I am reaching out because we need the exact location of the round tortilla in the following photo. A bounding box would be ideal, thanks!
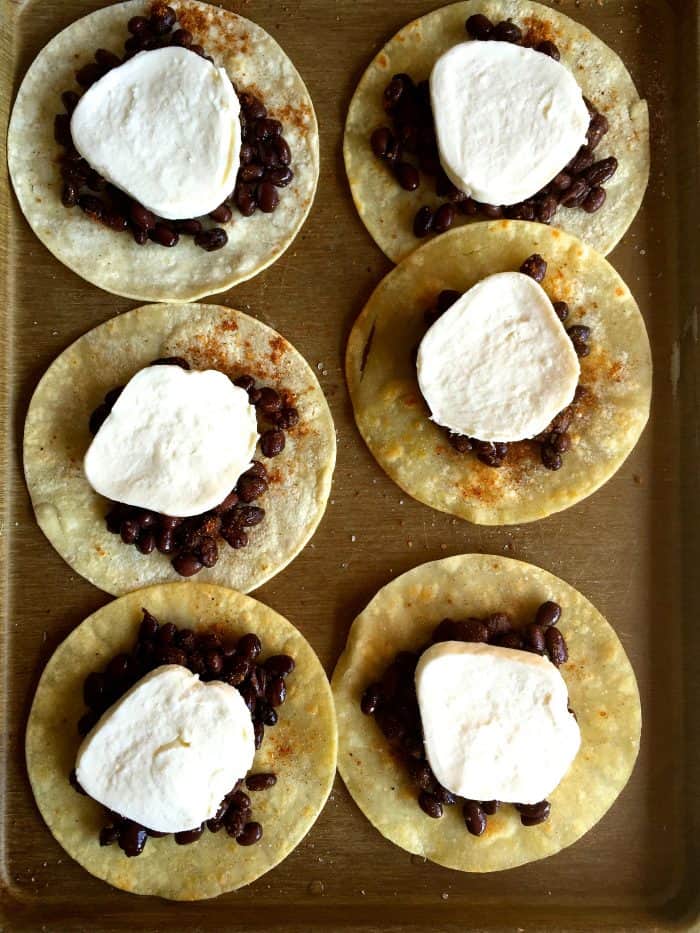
[332,554,641,873]
[26,582,337,899]
[344,0,649,263]
[24,303,336,595]
[346,220,651,525]
[8,0,319,302]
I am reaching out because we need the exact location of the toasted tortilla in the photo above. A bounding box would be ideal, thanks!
[26,582,337,899]
[346,220,651,525]
[344,0,649,262]
[24,303,336,595]
[332,554,641,872]
[8,0,319,302]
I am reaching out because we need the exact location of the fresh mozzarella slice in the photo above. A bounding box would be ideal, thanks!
[416,272,580,442]
[71,47,241,219]
[415,641,580,804]
[84,365,259,517]
[76,665,256,833]
[430,41,590,205]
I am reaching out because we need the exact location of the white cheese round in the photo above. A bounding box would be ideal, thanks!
[415,641,580,804]
[430,41,590,206]
[75,665,256,833]
[416,272,580,442]
[70,47,241,220]
[84,365,259,517]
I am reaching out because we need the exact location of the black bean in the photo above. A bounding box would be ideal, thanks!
[240,93,267,120]
[99,825,120,846]
[237,822,263,846]
[536,40,560,60]
[171,28,193,47]
[257,181,279,213]
[215,489,239,514]
[61,90,81,114]
[550,407,574,434]
[586,112,609,151]
[134,530,155,555]
[132,228,148,245]
[259,701,278,726]
[582,186,606,213]
[248,665,267,699]
[567,324,591,357]
[395,161,420,191]
[517,800,551,826]
[504,201,534,221]
[240,163,264,184]
[550,431,571,454]
[474,440,507,467]
[540,444,562,471]
[175,218,202,236]
[194,227,228,251]
[586,156,617,187]
[61,183,78,208]
[494,20,522,42]
[225,657,249,687]
[139,611,159,640]
[118,822,148,857]
[120,519,139,544]
[545,627,568,665]
[83,671,106,708]
[370,127,394,159]
[550,172,572,192]
[274,406,299,430]
[267,676,286,707]
[54,113,72,147]
[495,631,522,650]
[519,253,547,282]
[383,76,407,110]
[465,13,494,39]
[360,682,381,715]
[207,203,232,224]
[127,15,150,35]
[255,386,282,415]
[150,5,176,34]
[459,197,479,216]
[524,622,547,653]
[149,223,178,247]
[75,62,104,88]
[77,710,99,735]
[88,403,110,436]
[235,505,265,527]
[535,601,561,628]
[253,721,264,749]
[260,429,285,457]
[485,612,512,639]
[174,825,204,845]
[172,553,203,576]
[156,622,177,646]
[552,300,569,322]
[247,460,268,480]
[267,165,294,188]
[448,433,472,453]
[481,800,500,815]
[418,791,443,819]
[413,206,434,237]
[103,211,128,232]
[95,48,121,69]
[235,184,257,216]
[264,656,295,679]
[236,633,261,661]
[568,146,594,177]
[433,203,455,234]
[559,178,589,209]
[451,619,489,643]
[175,628,196,651]
[78,194,103,220]
[463,800,487,836]
[536,195,558,224]
[246,773,277,791]
[480,203,503,219]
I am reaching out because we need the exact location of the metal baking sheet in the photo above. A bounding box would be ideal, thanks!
[1,0,698,928]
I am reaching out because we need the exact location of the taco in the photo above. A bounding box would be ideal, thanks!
[344,0,649,262]
[26,582,337,899]
[24,302,336,594]
[8,0,319,302]
[332,554,641,872]
[346,220,651,525]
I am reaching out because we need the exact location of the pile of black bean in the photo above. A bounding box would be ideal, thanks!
[422,254,591,471]
[370,14,616,240]
[70,608,294,856]
[88,356,299,576]
[360,600,570,836]
[55,5,293,251]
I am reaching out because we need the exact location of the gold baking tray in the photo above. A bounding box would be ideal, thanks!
[1,0,698,928]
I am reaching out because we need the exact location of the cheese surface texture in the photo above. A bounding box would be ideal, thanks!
[71,47,241,219]
[430,41,589,206]
[415,641,580,804]
[416,272,580,442]
[75,665,256,833]
[84,365,259,517]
